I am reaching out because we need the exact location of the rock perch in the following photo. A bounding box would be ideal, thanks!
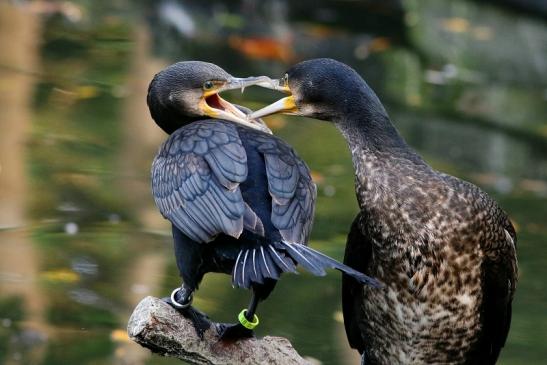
[127,296,310,365]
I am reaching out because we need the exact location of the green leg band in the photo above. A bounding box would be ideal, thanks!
[238,309,259,330]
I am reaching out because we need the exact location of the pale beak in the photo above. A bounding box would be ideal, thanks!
[245,78,298,120]
[221,76,276,93]
[247,95,298,120]
[200,76,276,133]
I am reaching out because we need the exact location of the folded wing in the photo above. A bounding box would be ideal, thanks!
[240,128,317,246]
[151,121,248,242]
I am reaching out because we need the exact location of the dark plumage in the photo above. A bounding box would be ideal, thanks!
[147,61,379,340]
[249,58,518,364]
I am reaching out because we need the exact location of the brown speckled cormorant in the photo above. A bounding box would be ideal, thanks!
[248,58,518,364]
[147,61,379,340]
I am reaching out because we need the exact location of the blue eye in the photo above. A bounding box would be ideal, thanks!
[203,81,214,90]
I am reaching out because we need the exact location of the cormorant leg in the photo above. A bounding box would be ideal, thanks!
[245,291,259,319]
[163,283,194,307]
[162,283,211,339]
[217,290,260,341]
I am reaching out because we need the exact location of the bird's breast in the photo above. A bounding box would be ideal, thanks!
[362,243,484,364]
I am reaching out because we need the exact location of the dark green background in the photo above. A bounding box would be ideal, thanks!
[0,0,545,364]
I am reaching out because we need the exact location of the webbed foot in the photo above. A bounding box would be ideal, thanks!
[216,322,254,341]
[216,308,259,341]
[161,288,211,339]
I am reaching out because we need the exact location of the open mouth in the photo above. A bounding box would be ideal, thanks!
[198,75,277,133]
[205,93,226,111]
[203,92,247,120]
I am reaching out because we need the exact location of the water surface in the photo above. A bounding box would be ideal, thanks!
[0,1,546,364]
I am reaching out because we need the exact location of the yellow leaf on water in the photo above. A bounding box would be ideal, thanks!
[440,18,470,33]
[76,85,99,99]
[111,329,131,343]
[41,269,80,283]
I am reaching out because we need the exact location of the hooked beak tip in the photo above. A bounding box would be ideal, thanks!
[224,75,277,92]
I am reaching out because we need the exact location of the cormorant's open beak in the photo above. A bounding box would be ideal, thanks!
[199,76,275,132]
[246,78,298,120]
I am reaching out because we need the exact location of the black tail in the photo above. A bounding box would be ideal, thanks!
[279,242,382,288]
[232,241,381,289]
[232,244,297,289]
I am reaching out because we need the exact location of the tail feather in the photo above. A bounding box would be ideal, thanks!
[284,242,381,288]
[232,241,381,289]
[277,241,326,276]
[268,245,297,274]
[233,243,290,288]
[259,246,279,280]
[241,250,251,288]
[247,249,261,285]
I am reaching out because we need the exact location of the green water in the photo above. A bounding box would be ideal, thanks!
[0,1,546,364]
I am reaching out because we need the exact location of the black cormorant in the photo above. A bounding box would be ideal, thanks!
[248,58,518,364]
[147,61,379,340]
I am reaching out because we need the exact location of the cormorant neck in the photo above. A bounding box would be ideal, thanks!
[332,99,420,164]
[330,88,432,214]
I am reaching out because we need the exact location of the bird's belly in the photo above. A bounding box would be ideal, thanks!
[361,261,483,364]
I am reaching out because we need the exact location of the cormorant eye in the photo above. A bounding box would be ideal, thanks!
[203,81,214,90]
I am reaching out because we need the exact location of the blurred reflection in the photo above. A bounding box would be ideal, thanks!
[113,26,166,365]
[0,3,47,365]
[118,26,166,231]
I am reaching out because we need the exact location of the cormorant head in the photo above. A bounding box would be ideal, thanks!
[147,61,272,134]
[247,58,387,123]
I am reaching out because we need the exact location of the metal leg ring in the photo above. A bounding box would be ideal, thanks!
[170,287,193,309]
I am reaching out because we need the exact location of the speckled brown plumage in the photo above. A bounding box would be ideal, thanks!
[342,143,517,364]
[249,58,518,365]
